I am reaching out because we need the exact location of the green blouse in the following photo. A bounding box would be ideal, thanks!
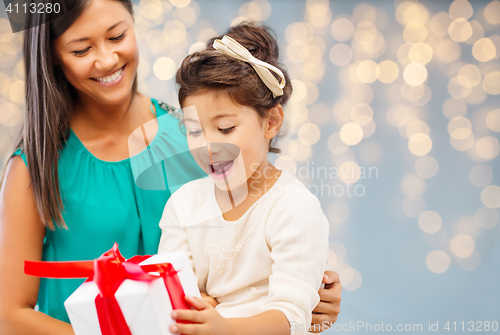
[12,98,205,323]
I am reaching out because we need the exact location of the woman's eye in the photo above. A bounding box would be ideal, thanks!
[219,126,235,134]
[73,47,90,56]
[188,130,203,136]
[71,33,124,56]
[110,32,126,41]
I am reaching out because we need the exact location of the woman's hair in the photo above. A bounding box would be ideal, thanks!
[0,0,136,230]
[176,22,292,153]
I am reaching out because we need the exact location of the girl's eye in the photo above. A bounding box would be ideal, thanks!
[219,126,235,134]
[188,130,203,136]
[110,32,126,41]
[73,47,90,56]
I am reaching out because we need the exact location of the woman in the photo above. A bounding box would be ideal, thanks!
[0,0,341,334]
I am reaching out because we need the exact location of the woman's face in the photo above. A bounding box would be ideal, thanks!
[53,0,138,106]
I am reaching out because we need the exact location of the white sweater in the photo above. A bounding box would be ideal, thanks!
[158,170,329,335]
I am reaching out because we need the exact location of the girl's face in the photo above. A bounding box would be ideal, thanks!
[183,91,280,192]
[53,0,138,106]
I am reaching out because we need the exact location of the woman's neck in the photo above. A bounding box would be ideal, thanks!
[71,90,145,136]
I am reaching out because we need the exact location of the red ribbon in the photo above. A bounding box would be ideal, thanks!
[25,243,191,335]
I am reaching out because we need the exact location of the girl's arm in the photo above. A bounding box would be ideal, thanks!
[0,157,74,335]
[158,190,193,267]
[159,185,223,307]
[171,295,290,335]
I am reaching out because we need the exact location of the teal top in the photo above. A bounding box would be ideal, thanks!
[12,98,205,323]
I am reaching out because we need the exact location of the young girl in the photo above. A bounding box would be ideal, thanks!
[158,23,330,335]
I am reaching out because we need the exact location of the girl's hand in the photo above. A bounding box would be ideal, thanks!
[170,295,231,335]
[310,271,342,333]
[200,292,219,308]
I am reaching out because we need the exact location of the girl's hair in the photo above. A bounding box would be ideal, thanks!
[0,0,136,230]
[176,22,292,153]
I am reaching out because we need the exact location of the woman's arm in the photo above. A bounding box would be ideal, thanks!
[0,157,74,335]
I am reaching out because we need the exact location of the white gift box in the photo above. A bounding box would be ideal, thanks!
[64,251,201,335]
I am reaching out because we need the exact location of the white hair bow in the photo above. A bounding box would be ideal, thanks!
[213,35,286,98]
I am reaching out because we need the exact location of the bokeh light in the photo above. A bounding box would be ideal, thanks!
[408,133,432,156]
[457,64,481,88]
[298,122,321,145]
[338,161,361,184]
[153,57,177,80]
[396,1,429,26]
[482,71,500,95]
[329,43,352,67]
[449,0,473,20]
[469,165,493,187]
[401,173,426,195]
[486,109,500,132]
[408,42,433,65]
[376,60,399,83]
[450,234,475,258]
[331,17,354,41]
[403,63,428,86]
[356,60,378,83]
[426,250,451,274]
[472,38,496,62]
[415,156,439,179]
[484,0,500,24]
[475,206,498,229]
[448,116,472,139]
[418,210,442,234]
[387,104,411,127]
[475,136,500,159]
[457,250,481,271]
[480,185,500,209]
[340,122,364,146]
[450,132,475,151]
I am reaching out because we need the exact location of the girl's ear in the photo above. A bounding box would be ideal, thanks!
[264,105,284,140]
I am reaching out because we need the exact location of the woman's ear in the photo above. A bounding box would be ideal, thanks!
[264,104,284,140]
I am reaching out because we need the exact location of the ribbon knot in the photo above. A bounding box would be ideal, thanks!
[213,35,286,98]
[24,243,190,335]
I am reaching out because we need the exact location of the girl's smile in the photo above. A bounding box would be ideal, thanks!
[207,160,235,180]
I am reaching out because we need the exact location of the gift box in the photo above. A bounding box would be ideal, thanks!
[25,244,201,335]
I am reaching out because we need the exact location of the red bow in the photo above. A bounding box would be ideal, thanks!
[25,243,190,335]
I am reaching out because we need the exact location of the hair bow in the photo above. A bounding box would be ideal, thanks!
[213,35,286,98]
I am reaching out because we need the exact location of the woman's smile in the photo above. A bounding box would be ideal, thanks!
[91,64,126,87]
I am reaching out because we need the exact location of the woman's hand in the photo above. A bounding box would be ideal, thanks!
[200,292,219,308]
[170,295,230,335]
[310,271,342,333]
